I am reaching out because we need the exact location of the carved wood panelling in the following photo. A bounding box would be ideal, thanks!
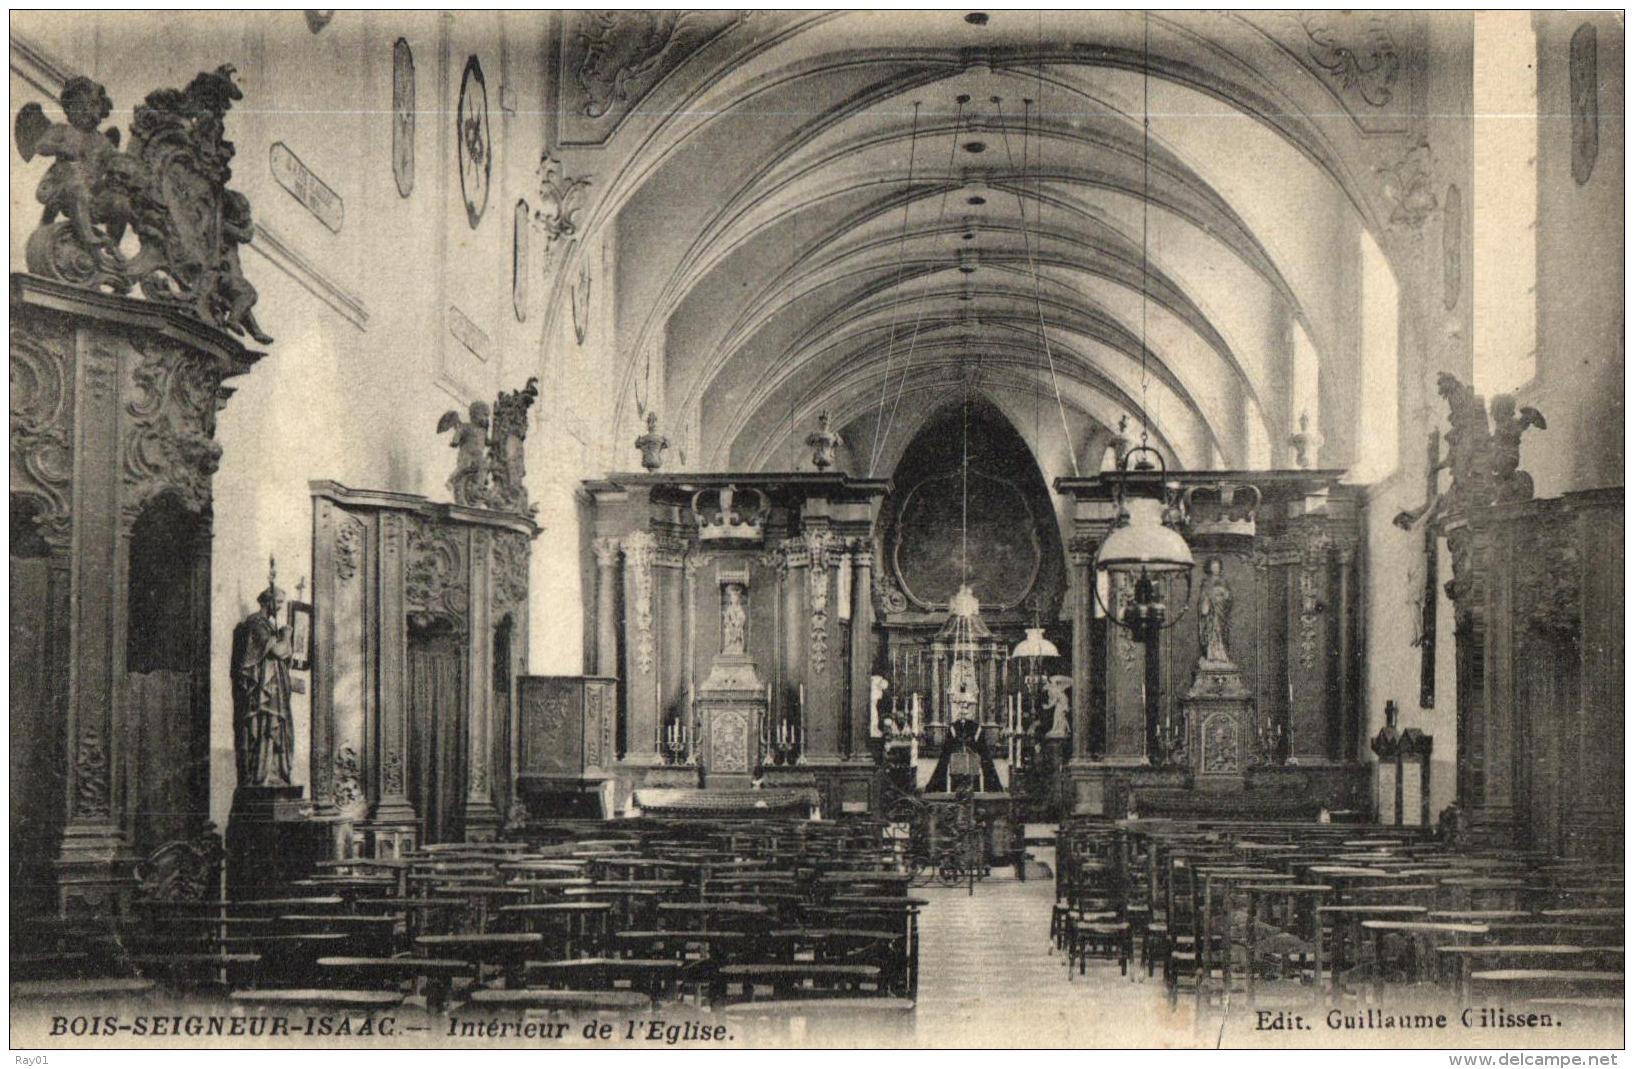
[9,315,75,546]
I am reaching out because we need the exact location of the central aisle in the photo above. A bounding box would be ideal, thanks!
[911,876,1201,1047]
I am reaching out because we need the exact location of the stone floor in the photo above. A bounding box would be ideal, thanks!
[909,873,1204,1048]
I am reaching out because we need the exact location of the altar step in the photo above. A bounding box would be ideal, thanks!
[1130,788,1326,821]
[632,787,819,819]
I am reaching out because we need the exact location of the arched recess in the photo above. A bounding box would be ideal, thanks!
[873,391,1069,630]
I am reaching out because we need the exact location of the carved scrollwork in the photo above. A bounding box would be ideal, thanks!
[803,528,837,674]
[406,516,469,632]
[381,749,405,797]
[122,338,226,517]
[332,745,363,810]
[75,727,111,818]
[1377,141,1439,230]
[15,67,272,342]
[1295,12,1402,108]
[334,518,362,581]
[572,10,705,119]
[134,831,224,901]
[491,529,531,614]
[1297,525,1333,671]
[622,530,656,674]
[9,318,76,547]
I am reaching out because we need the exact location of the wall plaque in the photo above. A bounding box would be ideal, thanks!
[1442,182,1461,311]
[392,38,415,198]
[448,304,491,362]
[270,142,343,233]
[1570,23,1598,185]
[457,55,491,228]
[512,199,529,323]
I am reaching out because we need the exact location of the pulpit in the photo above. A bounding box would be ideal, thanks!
[11,276,265,916]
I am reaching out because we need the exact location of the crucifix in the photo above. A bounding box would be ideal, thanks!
[1397,430,1441,708]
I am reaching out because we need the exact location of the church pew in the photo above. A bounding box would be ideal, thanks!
[315,956,476,1011]
[277,913,401,958]
[1361,920,1488,998]
[1317,904,1430,996]
[229,988,405,1012]
[461,988,651,1014]
[496,902,612,959]
[415,932,543,988]
[1468,969,1623,1001]
[522,957,690,1001]
[1434,945,1590,1000]
[715,961,881,1003]
[129,952,262,993]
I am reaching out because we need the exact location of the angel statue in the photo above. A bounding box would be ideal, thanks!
[1043,675,1073,738]
[437,401,491,506]
[1489,394,1547,504]
[15,75,121,250]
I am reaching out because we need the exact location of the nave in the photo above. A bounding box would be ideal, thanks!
[11,814,1623,1049]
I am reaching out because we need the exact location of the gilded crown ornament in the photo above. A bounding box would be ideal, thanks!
[689,484,767,544]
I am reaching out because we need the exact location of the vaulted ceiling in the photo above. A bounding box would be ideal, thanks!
[562,11,1423,484]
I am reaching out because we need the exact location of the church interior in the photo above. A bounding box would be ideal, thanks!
[8,10,1625,1049]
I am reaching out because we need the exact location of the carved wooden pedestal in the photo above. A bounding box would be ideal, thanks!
[1182,664,1253,790]
[10,276,264,917]
[226,785,327,899]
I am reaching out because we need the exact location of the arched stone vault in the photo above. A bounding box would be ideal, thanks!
[546,12,1425,478]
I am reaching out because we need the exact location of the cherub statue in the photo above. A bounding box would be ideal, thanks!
[1043,675,1073,738]
[437,401,491,506]
[1488,394,1546,503]
[215,189,274,345]
[15,76,121,249]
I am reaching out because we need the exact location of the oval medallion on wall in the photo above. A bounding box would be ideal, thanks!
[457,55,491,229]
[392,38,415,198]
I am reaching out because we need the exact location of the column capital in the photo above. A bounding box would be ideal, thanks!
[592,535,621,567]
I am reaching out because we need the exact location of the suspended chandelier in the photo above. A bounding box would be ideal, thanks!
[1092,14,1194,638]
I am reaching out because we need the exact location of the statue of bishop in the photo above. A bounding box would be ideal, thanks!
[231,559,295,787]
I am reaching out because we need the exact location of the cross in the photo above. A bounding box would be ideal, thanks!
[1401,430,1440,708]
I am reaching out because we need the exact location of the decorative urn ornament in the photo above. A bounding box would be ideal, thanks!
[635,411,669,472]
[805,410,842,471]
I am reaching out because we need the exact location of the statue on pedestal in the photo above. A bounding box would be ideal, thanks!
[721,582,748,656]
[1197,556,1233,667]
[230,559,294,787]
[1043,675,1073,738]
